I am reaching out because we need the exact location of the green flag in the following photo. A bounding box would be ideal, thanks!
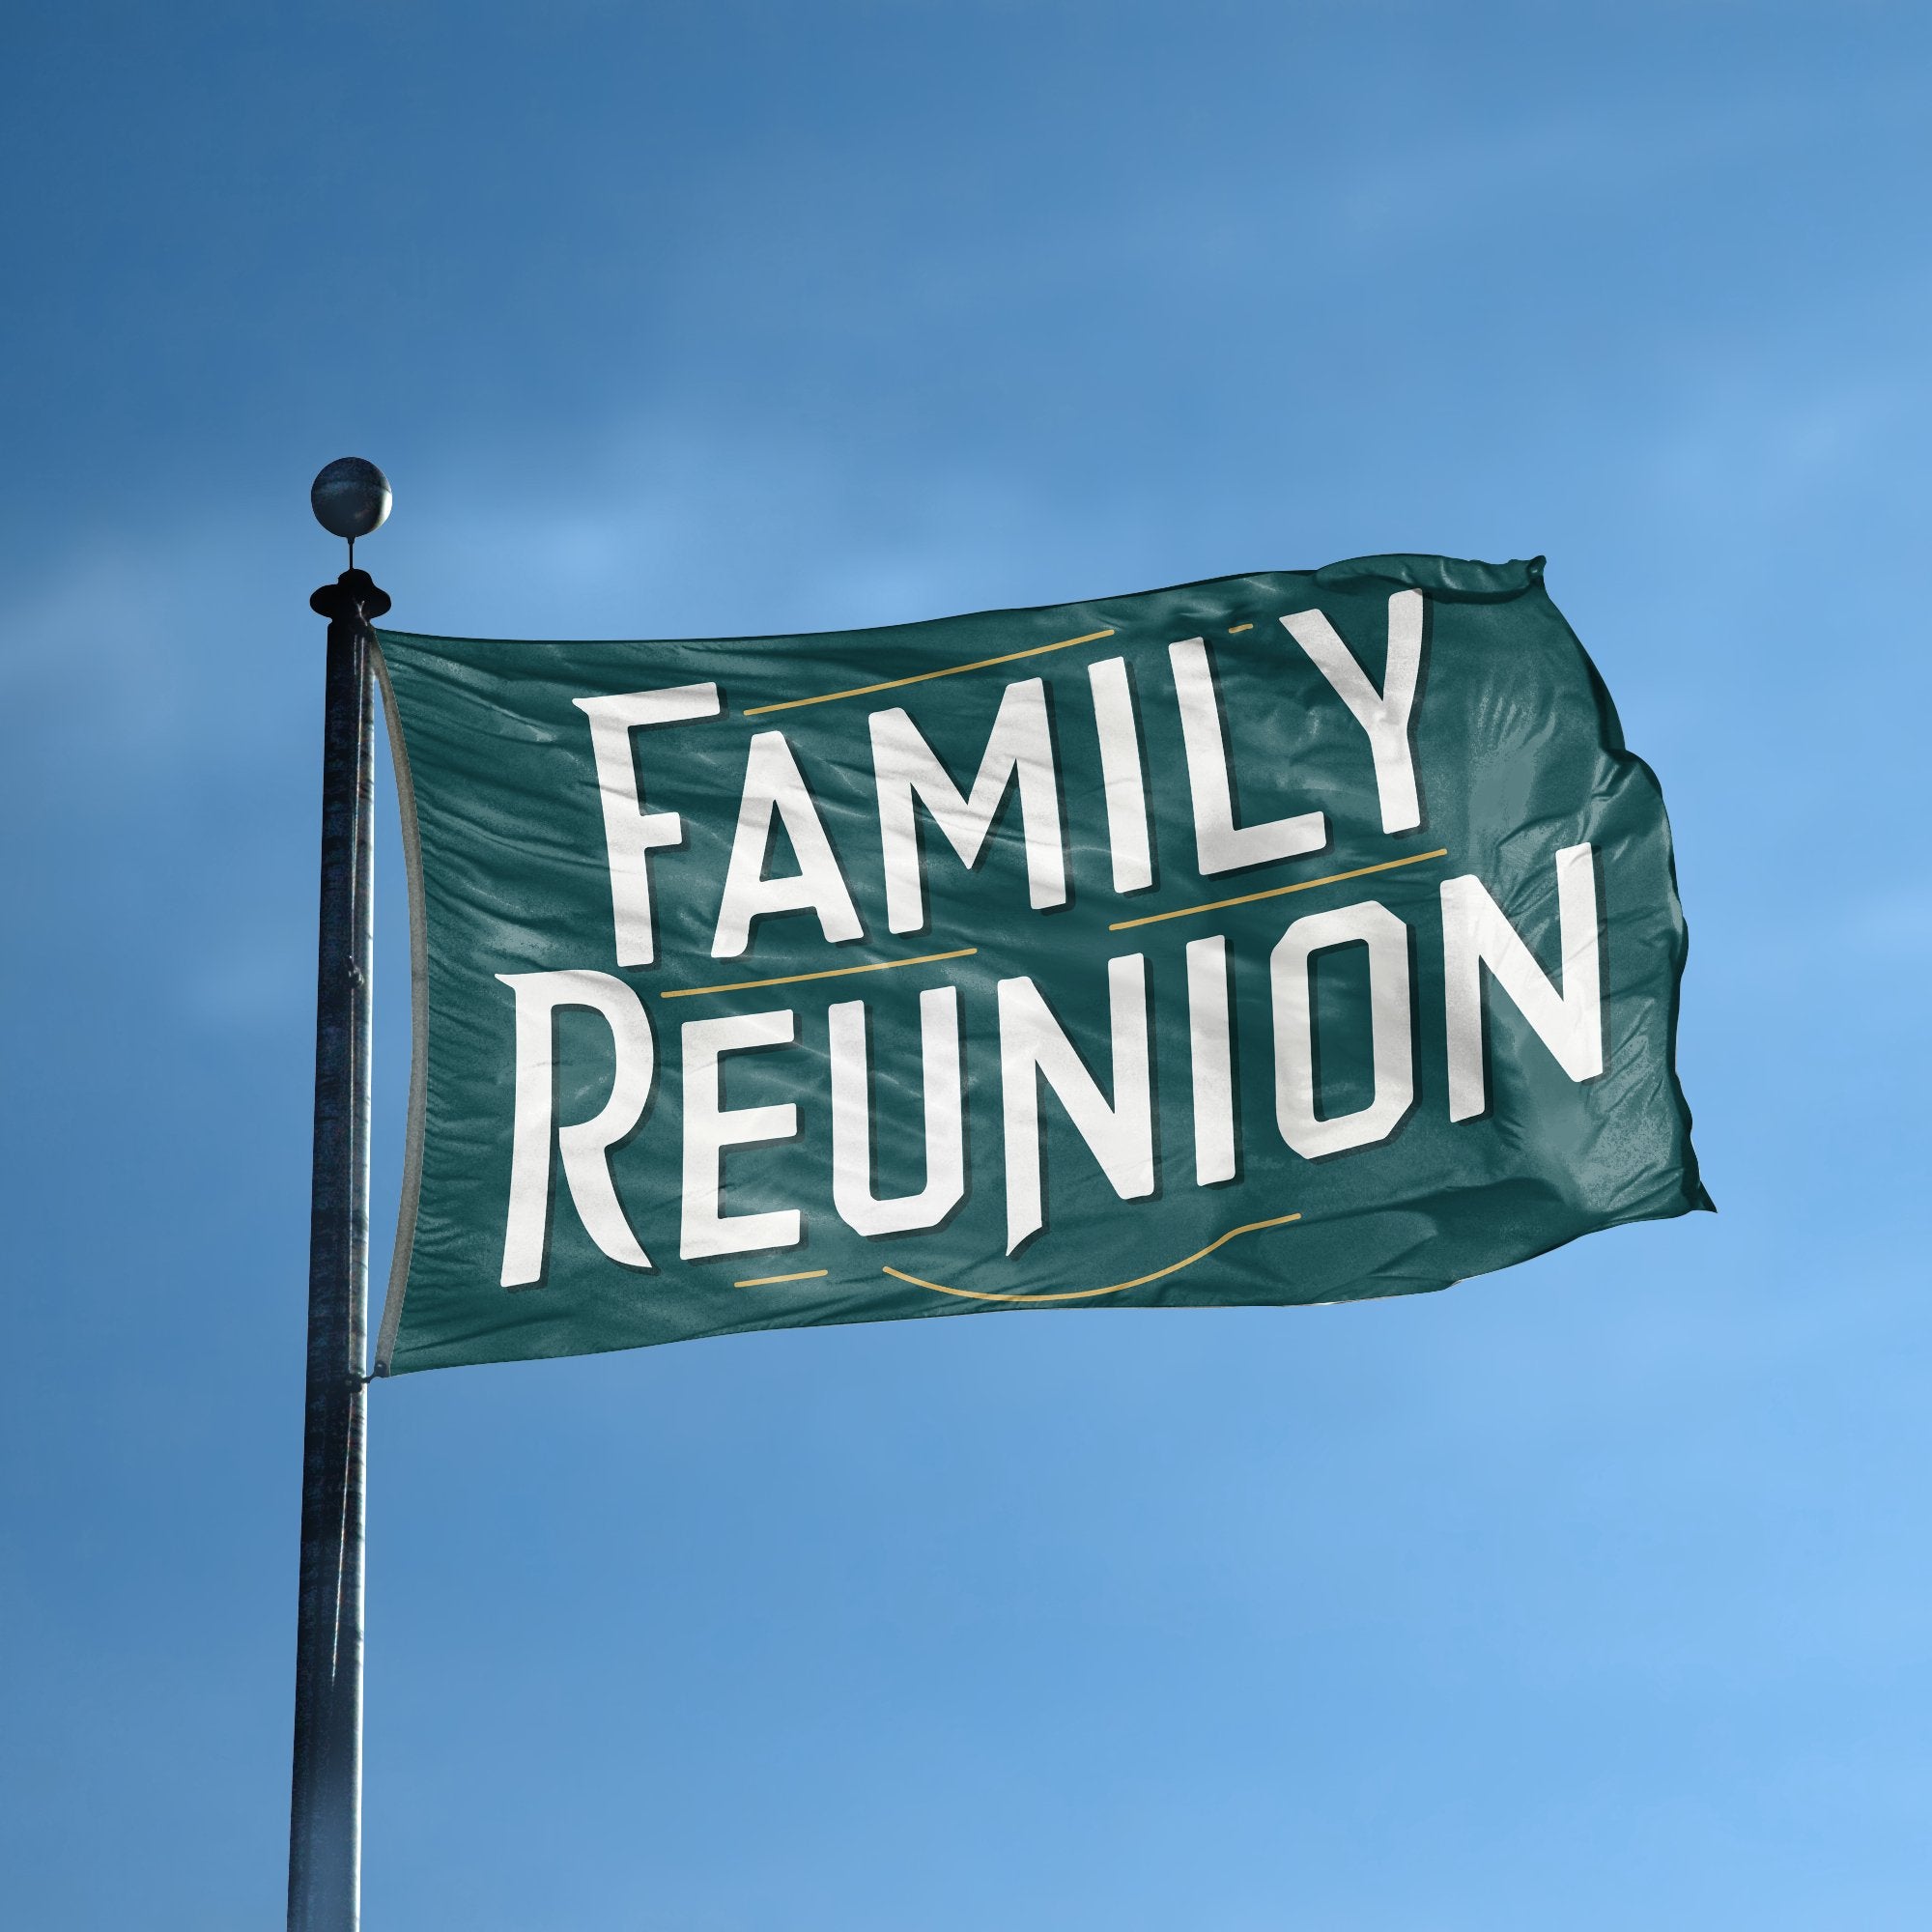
[371,554,1707,1376]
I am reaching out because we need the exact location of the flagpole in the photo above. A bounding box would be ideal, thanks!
[290,462,391,1932]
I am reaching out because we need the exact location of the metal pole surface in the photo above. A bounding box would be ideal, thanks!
[289,567,387,1932]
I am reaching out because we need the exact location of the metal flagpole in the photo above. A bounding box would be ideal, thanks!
[290,460,392,1932]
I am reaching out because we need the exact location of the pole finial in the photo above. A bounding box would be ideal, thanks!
[310,458,392,567]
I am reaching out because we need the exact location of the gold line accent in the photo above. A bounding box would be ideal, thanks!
[1109,849,1449,931]
[1228,622,1254,633]
[882,1211,1301,1304]
[660,947,977,1000]
[734,1268,829,1288]
[743,630,1116,715]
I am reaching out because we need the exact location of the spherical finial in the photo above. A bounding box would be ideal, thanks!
[310,457,392,542]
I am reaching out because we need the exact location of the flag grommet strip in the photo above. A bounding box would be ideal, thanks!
[370,639,430,1379]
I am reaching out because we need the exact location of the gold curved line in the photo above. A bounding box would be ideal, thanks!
[881,1211,1301,1303]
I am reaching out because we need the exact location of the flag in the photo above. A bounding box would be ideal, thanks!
[371,554,1706,1375]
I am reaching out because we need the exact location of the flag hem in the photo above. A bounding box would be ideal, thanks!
[370,639,430,1378]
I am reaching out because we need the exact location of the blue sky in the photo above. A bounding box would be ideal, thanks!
[3,3,1929,1926]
